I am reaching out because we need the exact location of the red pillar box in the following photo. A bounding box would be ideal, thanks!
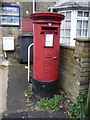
[30,12,64,98]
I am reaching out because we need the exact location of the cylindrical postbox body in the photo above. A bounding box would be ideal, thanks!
[30,12,64,98]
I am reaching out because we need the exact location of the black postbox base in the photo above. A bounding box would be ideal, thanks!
[31,78,59,98]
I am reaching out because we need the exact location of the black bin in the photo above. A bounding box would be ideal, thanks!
[19,34,33,63]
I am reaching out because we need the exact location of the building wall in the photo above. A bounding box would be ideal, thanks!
[59,39,90,101]
[36,2,55,12]
[1,2,55,62]
[58,0,90,4]
[1,2,21,61]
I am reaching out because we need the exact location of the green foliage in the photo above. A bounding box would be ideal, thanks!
[69,91,88,118]
[37,95,62,112]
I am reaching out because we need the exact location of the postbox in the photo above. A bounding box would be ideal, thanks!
[30,12,64,98]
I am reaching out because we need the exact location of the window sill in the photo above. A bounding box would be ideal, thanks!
[74,37,90,42]
[60,43,75,50]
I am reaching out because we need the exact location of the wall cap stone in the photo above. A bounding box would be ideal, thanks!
[60,43,75,50]
[74,37,90,42]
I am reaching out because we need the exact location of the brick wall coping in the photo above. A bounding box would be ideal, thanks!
[74,37,90,42]
[60,43,75,50]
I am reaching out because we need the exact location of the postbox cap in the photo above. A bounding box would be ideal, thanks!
[30,12,65,22]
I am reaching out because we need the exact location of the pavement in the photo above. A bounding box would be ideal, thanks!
[0,55,8,120]
[1,58,68,119]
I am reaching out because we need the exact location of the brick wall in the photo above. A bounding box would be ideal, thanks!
[36,2,54,12]
[2,26,21,61]
[1,2,55,62]
[1,2,21,62]
[1,2,33,62]
[59,38,90,101]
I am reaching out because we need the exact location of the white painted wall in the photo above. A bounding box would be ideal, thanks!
[70,10,76,46]
[88,11,90,38]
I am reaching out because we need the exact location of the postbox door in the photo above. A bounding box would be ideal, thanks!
[42,32,59,81]
[33,24,60,82]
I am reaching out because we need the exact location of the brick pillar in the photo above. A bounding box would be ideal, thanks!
[74,38,90,93]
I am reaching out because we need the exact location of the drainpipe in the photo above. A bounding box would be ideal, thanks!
[50,7,53,12]
[33,0,35,13]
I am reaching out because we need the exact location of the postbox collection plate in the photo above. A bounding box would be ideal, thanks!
[45,33,53,47]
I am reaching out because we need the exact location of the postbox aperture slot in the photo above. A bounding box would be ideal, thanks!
[45,33,54,47]
[42,26,58,31]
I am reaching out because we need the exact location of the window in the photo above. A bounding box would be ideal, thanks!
[77,11,89,17]
[59,11,71,45]
[76,20,88,37]
[76,11,89,37]
[59,10,89,46]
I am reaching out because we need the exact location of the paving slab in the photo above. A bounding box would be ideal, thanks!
[0,59,8,114]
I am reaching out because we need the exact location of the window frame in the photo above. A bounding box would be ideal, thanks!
[58,10,72,45]
[76,10,89,38]
[58,10,89,46]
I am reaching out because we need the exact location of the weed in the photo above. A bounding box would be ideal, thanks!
[69,91,88,118]
[37,95,62,112]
